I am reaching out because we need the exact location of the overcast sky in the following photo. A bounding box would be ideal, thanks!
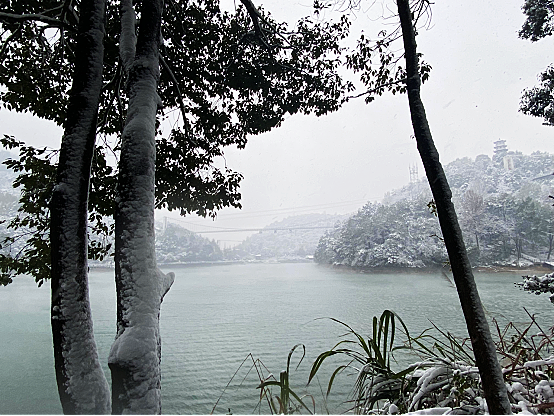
[1,0,553,245]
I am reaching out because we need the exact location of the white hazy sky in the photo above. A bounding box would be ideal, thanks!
[1,0,553,245]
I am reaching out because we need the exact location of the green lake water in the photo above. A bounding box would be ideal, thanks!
[0,263,548,414]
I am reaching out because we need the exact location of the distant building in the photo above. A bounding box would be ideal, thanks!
[503,155,514,170]
[493,139,508,161]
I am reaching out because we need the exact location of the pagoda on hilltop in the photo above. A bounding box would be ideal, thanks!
[493,139,514,170]
[493,139,508,159]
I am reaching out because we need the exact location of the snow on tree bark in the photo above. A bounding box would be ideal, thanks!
[109,0,174,413]
[119,0,136,78]
[395,0,511,413]
[50,0,111,413]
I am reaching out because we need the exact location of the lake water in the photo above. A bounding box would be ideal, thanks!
[0,262,550,414]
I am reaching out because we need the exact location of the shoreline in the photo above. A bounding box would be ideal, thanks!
[319,263,554,275]
[89,260,554,274]
[473,265,554,274]
[89,258,316,270]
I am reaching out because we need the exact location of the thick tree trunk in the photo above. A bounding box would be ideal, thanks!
[396,0,511,413]
[109,0,174,413]
[50,0,111,413]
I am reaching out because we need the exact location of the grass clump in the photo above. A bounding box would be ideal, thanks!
[309,310,554,415]
[218,309,554,414]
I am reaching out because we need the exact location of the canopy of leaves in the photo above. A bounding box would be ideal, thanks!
[0,0,352,214]
[520,65,554,126]
[519,0,554,125]
[335,0,432,104]
[519,0,554,41]
[0,0,353,284]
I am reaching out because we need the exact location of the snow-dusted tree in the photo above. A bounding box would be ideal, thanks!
[545,216,554,260]
[316,0,511,411]
[108,0,175,412]
[316,152,554,269]
[0,0,351,413]
[396,2,510,411]
[49,0,111,412]
[460,188,485,252]
[512,196,550,263]
[519,0,554,125]
[50,0,174,411]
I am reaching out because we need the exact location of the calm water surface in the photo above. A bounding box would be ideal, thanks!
[0,263,549,414]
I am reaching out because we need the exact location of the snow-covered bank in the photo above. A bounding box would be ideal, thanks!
[90,257,317,270]
[317,262,553,275]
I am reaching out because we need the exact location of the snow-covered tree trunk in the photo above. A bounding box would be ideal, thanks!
[50,0,111,413]
[515,236,523,266]
[396,0,511,413]
[109,0,174,413]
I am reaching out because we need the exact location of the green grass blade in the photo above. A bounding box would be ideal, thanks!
[326,364,349,396]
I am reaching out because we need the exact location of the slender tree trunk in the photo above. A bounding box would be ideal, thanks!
[515,237,523,266]
[50,0,111,413]
[396,0,511,413]
[109,0,174,413]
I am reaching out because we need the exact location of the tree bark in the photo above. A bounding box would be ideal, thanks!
[109,0,174,413]
[50,0,111,413]
[515,236,523,266]
[395,0,511,413]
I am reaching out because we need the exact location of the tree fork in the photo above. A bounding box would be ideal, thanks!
[50,0,111,413]
[396,0,511,413]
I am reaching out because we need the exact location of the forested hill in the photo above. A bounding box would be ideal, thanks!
[315,151,554,269]
[226,213,349,261]
[87,221,223,266]
[155,222,222,263]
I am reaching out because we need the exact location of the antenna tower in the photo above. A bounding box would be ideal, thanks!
[409,164,419,184]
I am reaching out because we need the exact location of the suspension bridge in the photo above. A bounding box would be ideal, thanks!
[158,199,364,237]
[161,216,338,234]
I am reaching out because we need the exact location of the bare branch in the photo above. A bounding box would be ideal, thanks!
[60,0,79,25]
[0,12,75,31]
[115,73,125,132]
[346,77,407,100]
[159,54,196,143]
[238,0,274,50]
[159,269,175,302]
[0,23,22,61]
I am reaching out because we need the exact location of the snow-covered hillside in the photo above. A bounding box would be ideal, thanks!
[316,151,554,269]
[155,222,222,263]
